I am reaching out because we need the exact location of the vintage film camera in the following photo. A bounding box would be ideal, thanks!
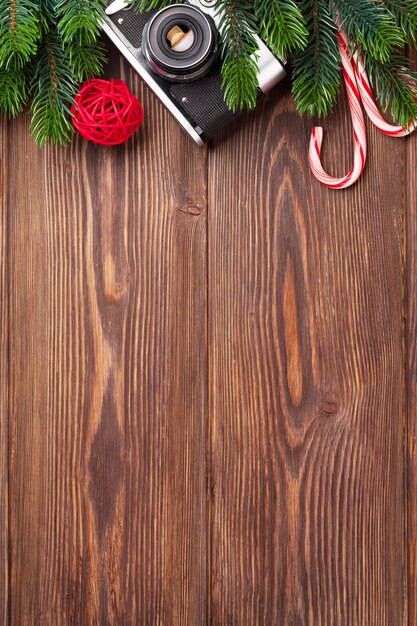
[103,0,286,145]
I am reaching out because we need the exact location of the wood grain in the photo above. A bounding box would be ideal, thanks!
[3,51,413,624]
[0,112,9,626]
[7,55,208,625]
[208,88,406,624]
[405,65,417,625]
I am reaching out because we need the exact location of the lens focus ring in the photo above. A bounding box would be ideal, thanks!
[142,4,218,82]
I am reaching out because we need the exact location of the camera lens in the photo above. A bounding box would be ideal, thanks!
[142,4,218,82]
[166,25,196,52]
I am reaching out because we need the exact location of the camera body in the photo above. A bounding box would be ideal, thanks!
[103,0,286,145]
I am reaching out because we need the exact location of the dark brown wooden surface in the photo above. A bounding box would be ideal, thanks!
[208,95,405,625]
[1,52,416,625]
[6,58,208,625]
[1,116,9,626]
[406,51,417,626]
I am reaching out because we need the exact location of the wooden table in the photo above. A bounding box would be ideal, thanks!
[1,51,416,625]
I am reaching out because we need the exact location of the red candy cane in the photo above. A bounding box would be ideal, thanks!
[352,51,416,137]
[309,33,367,189]
[309,30,416,188]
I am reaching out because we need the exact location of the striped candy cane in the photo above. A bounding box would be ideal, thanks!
[309,30,416,188]
[351,50,416,137]
[308,32,367,189]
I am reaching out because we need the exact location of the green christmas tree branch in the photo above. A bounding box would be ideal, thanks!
[215,0,260,111]
[30,30,77,144]
[362,53,417,128]
[131,0,177,10]
[0,65,29,115]
[55,0,104,44]
[254,0,308,59]
[292,0,341,117]
[0,0,40,67]
[331,0,404,61]
[381,0,417,45]
[0,0,107,143]
[66,39,106,82]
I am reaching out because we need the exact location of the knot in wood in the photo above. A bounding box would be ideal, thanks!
[318,390,340,416]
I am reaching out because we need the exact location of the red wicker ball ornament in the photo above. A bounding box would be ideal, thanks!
[71,79,144,146]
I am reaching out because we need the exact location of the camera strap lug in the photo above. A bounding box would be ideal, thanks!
[106,0,129,16]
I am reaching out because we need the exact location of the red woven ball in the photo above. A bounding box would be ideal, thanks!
[71,79,144,146]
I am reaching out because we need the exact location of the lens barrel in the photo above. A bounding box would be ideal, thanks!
[142,4,218,82]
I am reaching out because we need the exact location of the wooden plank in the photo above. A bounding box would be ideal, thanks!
[208,87,406,624]
[8,57,208,625]
[0,113,9,625]
[405,77,417,625]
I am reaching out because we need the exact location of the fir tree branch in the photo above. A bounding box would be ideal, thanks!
[66,39,106,81]
[55,0,107,79]
[0,65,29,115]
[38,0,56,25]
[55,0,105,44]
[331,0,404,62]
[292,0,340,117]
[30,30,77,145]
[0,0,40,67]
[362,53,417,128]
[215,0,260,111]
[130,0,178,10]
[380,0,417,46]
[254,0,308,58]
